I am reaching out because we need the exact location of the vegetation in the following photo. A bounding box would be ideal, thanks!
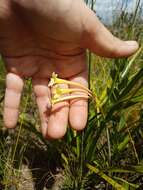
[0,0,143,189]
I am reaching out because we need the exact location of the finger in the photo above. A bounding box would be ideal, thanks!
[82,5,139,58]
[46,84,69,139]
[4,73,24,128]
[69,70,88,131]
[32,78,51,137]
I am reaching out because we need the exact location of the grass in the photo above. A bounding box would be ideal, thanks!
[0,0,143,189]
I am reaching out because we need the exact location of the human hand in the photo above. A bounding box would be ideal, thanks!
[0,0,138,139]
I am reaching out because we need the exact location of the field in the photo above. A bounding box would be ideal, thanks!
[0,0,143,190]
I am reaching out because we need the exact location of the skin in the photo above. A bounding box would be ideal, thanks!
[0,0,139,139]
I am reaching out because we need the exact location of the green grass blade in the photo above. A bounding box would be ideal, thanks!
[119,67,143,98]
[121,46,142,79]
[114,177,139,189]
[87,164,126,190]
[108,165,143,174]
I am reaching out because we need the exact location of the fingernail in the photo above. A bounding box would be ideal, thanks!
[126,41,139,47]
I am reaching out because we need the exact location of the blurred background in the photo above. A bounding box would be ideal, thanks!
[95,0,143,24]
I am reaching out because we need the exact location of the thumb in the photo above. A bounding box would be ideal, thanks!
[82,5,139,58]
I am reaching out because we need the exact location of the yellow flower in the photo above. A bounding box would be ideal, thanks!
[52,94,90,105]
[49,72,93,106]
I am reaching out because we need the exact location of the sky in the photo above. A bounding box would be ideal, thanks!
[93,0,143,24]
